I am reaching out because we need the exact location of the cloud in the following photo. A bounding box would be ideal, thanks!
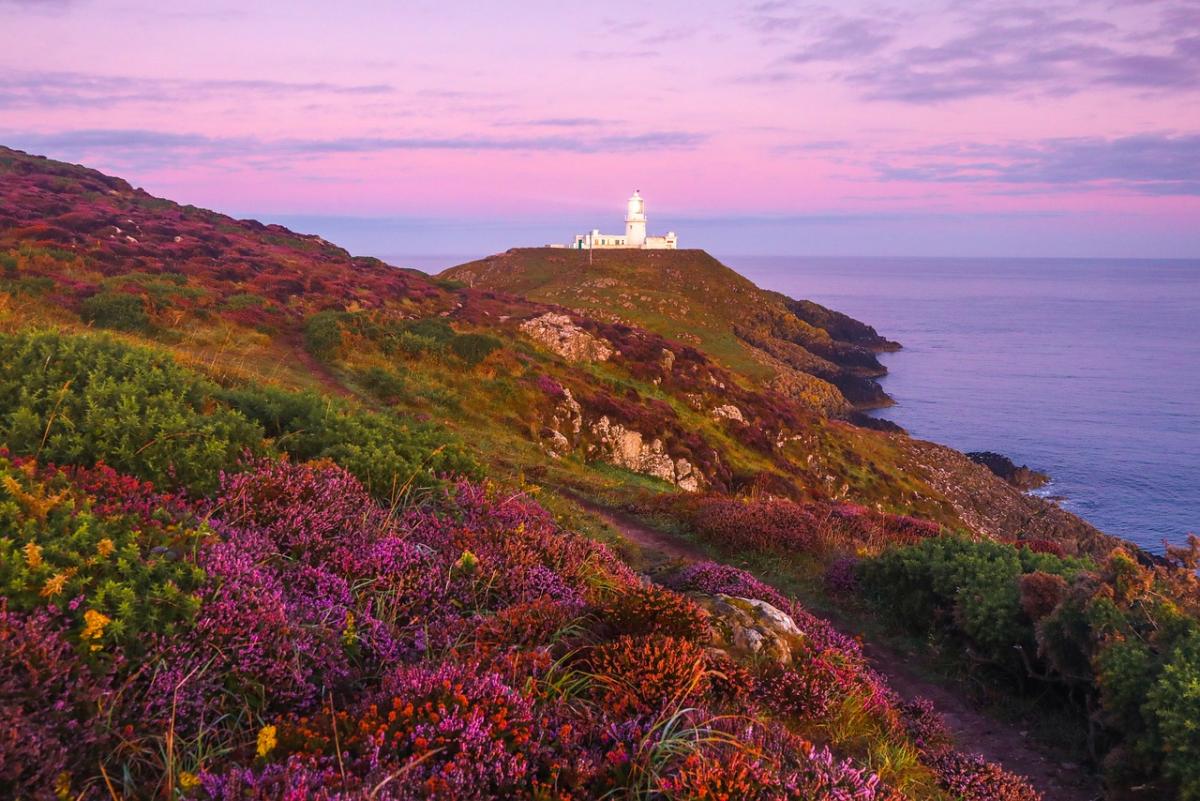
[783,16,896,63]
[875,134,1200,195]
[741,1,1200,102]
[516,117,613,128]
[0,70,395,110]
[2,127,709,171]
[0,0,75,7]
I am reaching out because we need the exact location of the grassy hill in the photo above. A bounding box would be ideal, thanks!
[5,146,1196,800]
[442,247,900,413]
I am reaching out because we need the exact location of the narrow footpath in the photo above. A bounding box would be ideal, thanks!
[576,498,1103,801]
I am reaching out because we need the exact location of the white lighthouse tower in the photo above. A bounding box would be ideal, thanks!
[564,190,677,250]
[625,189,647,247]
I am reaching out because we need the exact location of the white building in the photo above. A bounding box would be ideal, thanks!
[567,191,677,250]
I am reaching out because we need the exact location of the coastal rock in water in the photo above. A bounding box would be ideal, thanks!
[587,415,703,491]
[967,451,1049,491]
[694,594,805,666]
[520,312,613,363]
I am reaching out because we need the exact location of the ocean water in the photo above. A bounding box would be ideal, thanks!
[726,256,1200,554]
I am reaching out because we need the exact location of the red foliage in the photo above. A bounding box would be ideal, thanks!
[1018,571,1069,621]
[471,596,583,656]
[596,583,712,641]
[587,634,711,715]
[1018,539,1067,557]
[661,750,773,800]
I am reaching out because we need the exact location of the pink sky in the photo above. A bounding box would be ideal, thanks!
[2,0,1198,257]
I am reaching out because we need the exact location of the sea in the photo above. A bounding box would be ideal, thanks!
[726,256,1200,555]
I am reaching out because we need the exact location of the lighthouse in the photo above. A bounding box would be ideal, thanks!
[564,191,678,250]
[625,190,647,247]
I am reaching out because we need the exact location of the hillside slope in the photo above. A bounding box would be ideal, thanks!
[442,247,900,414]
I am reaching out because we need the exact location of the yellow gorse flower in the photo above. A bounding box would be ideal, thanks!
[81,609,111,650]
[2,473,68,521]
[178,771,201,790]
[40,572,69,598]
[96,538,116,557]
[23,541,43,569]
[53,771,71,800]
[256,724,278,758]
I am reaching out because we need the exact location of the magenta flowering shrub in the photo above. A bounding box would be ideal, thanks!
[881,513,941,542]
[691,496,820,552]
[534,373,566,399]
[595,583,712,641]
[0,452,1047,800]
[670,561,901,726]
[0,602,117,799]
[640,492,945,560]
[925,751,1043,801]
[759,660,843,720]
[213,457,396,567]
[825,555,861,596]
[900,698,953,755]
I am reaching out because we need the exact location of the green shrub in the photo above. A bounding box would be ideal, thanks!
[396,330,445,357]
[406,317,454,342]
[106,273,201,307]
[863,537,1200,797]
[80,291,150,332]
[859,538,1089,665]
[222,292,267,310]
[1145,631,1200,798]
[0,331,476,498]
[303,310,345,358]
[217,384,478,496]
[0,251,17,278]
[357,366,409,403]
[391,318,455,359]
[8,276,55,296]
[0,331,262,493]
[450,332,502,366]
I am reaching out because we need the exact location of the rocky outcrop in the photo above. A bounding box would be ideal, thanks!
[967,451,1049,491]
[900,439,1120,558]
[586,415,703,491]
[747,346,850,417]
[520,312,613,363]
[694,594,806,666]
[540,386,584,458]
[711,404,745,423]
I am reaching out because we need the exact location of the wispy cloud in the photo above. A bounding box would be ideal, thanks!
[741,1,1200,102]
[3,127,709,170]
[876,134,1200,195]
[0,70,394,109]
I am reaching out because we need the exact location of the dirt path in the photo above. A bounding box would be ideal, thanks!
[580,499,1103,801]
[282,332,356,400]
